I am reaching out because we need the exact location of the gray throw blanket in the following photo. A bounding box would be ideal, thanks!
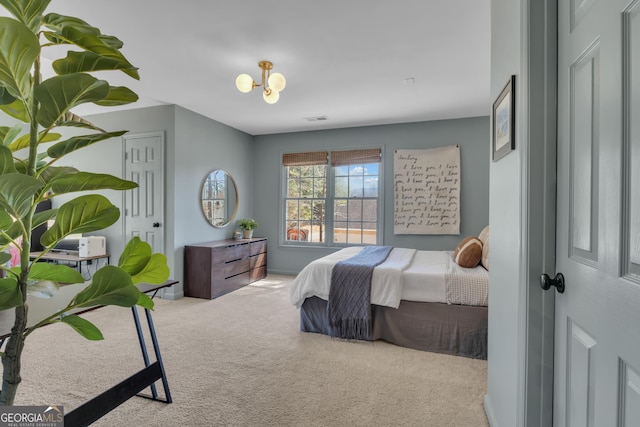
[327,246,393,340]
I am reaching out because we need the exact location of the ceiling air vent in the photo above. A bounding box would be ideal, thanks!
[304,116,328,122]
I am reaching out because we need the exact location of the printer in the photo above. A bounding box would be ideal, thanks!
[78,236,107,258]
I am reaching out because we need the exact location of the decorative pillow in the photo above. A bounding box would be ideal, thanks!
[481,235,490,270]
[478,225,490,246]
[453,236,483,268]
[478,225,490,270]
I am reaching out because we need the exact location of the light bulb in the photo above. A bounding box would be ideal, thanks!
[263,88,279,104]
[235,74,254,93]
[268,72,286,92]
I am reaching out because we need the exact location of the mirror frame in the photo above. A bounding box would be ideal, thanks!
[200,169,239,228]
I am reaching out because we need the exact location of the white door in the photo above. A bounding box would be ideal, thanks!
[123,132,165,254]
[555,0,640,425]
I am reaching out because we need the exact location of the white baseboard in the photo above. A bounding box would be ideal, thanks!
[484,394,498,427]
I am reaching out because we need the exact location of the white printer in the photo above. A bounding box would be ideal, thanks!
[78,236,107,258]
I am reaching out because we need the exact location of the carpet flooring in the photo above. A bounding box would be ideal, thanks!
[13,275,489,426]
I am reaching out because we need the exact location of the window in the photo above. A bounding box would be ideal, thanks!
[283,148,382,246]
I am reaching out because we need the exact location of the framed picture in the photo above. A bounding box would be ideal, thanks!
[492,75,516,161]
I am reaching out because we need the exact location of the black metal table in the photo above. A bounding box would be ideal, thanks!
[0,280,177,426]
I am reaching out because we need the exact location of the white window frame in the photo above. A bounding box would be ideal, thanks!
[280,148,384,247]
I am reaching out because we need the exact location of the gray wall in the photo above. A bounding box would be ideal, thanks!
[54,105,254,299]
[253,116,490,275]
[171,105,254,297]
[13,105,490,300]
[485,1,558,426]
[485,0,526,425]
[52,105,177,275]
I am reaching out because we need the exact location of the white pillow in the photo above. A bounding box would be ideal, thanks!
[478,226,490,270]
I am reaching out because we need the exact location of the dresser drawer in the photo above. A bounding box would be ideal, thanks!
[210,272,250,299]
[250,266,267,282]
[213,258,250,280]
[249,252,267,269]
[212,242,249,263]
[185,238,267,299]
[250,240,267,256]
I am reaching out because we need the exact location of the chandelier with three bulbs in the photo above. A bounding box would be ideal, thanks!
[235,61,286,104]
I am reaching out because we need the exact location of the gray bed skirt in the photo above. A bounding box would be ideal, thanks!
[300,296,488,360]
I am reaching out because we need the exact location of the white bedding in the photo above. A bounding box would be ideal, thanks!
[289,247,488,309]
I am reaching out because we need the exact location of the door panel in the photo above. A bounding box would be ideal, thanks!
[570,0,596,30]
[566,320,596,427]
[569,41,599,264]
[620,363,640,424]
[556,0,640,425]
[625,3,640,278]
[124,132,165,254]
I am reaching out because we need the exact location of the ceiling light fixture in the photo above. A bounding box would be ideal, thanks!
[235,60,286,104]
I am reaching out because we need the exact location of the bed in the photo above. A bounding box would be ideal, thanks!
[289,231,490,359]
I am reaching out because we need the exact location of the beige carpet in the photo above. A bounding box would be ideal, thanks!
[14,275,488,426]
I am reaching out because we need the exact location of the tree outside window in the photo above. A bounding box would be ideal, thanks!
[283,148,381,246]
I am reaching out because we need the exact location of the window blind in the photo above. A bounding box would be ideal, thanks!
[331,148,382,166]
[282,151,328,166]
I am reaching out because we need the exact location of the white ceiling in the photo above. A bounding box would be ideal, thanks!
[32,1,491,136]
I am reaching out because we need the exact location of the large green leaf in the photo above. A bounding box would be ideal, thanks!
[118,236,151,276]
[131,253,170,285]
[137,292,154,310]
[61,314,103,340]
[44,20,126,52]
[0,0,51,32]
[34,153,48,170]
[0,208,13,230]
[0,123,22,147]
[118,238,170,284]
[0,252,11,265]
[42,13,100,36]
[0,277,22,311]
[37,165,77,186]
[0,173,43,218]
[54,111,106,132]
[0,221,21,246]
[35,73,109,128]
[9,206,58,250]
[0,86,16,105]
[0,97,29,122]
[40,194,119,247]
[0,17,40,101]
[31,207,57,230]
[94,86,138,107]
[52,51,139,80]
[71,265,141,308]
[47,130,126,159]
[28,262,84,284]
[41,17,131,67]
[50,172,137,195]
[0,126,9,141]
[8,131,61,152]
[0,144,18,175]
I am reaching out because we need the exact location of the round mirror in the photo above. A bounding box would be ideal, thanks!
[201,169,238,228]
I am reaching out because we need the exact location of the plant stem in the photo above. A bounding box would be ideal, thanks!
[0,304,28,405]
[0,52,41,406]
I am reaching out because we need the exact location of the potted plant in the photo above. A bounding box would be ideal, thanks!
[0,0,170,405]
[237,218,258,239]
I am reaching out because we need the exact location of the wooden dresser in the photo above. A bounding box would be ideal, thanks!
[184,238,267,299]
